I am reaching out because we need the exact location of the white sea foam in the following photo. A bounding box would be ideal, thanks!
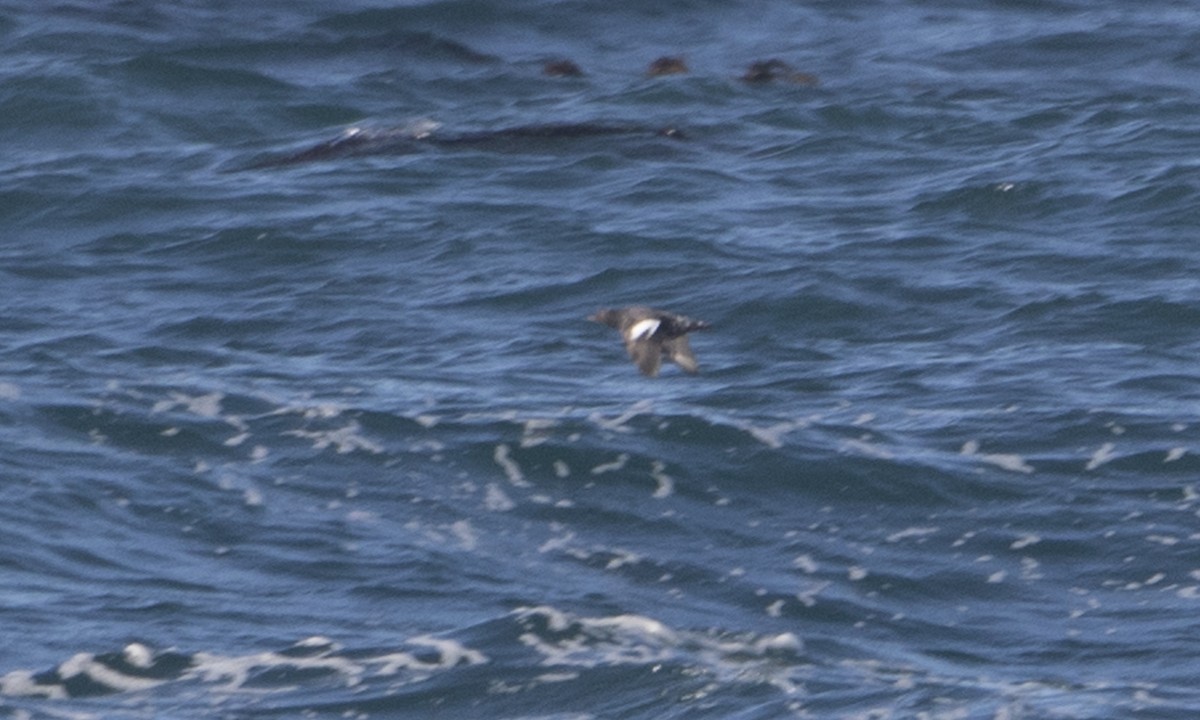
[538,530,576,554]
[405,118,441,139]
[450,520,478,550]
[796,580,830,607]
[2,644,180,699]
[1011,534,1041,550]
[1086,442,1117,470]
[123,643,154,669]
[284,421,382,454]
[152,391,224,418]
[603,548,642,570]
[190,647,351,689]
[520,418,557,448]
[405,636,487,667]
[590,453,629,474]
[650,460,673,498]
[243,487,263,507]
[742,419,809,448]
[494,444,531,487]
[952,530,977,548]
[0,669,65,699]
[792,554,818,574]
[414,413,440,428]
[961,440,1035,473]
[843,437,894,459]
[886,527,938,543]
[484,483,516,512]
[60,653,161,693]
[512,606,803,695]
[187,635,483,694]
[589,400,653,432]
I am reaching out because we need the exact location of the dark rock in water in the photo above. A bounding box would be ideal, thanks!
[437,122,684,145]
[244,122,684,169]
[241,125,432,169]
[543,59,585,77]
[589,306,710,377]
[646,56,689,77]
[743,59,819,85]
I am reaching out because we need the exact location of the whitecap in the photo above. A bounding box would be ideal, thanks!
[494,444,531,487]
[886,527,938,543]
[484,483,515,512]
[1010,534,1040,550]
[1086,442,1117,470]
[284,421,382,454]
[590,453,629,475]
[650,460,673,498]
[961,440,1034,473]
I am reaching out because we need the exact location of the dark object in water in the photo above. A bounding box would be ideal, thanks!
[437,122,684,145]
[646,56,689,77]
[543,59,585,77]
[244,122,684,170]
[589,306,710,377]
[242,127,394,169]
[743,59,819,86]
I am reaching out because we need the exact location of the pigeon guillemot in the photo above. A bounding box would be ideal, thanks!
[646,56,689,77]
[589,306,710,377]
[742,59,819,85]
[543,59,584,77]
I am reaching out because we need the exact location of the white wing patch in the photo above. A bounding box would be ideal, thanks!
[627,318,661,341]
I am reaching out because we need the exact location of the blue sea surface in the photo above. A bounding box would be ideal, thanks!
[3,0,1200,717]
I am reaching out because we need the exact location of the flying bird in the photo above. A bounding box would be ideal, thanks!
[589,306,710,377]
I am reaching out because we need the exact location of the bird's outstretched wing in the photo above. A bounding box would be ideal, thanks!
[663,336,699,374]
[626,337,664,377]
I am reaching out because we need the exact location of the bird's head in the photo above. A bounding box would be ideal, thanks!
[588,309,620,328]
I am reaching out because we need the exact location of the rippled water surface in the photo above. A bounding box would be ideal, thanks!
[3,0,1200,717]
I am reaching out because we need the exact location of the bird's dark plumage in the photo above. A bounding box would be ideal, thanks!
[589,306,710,377]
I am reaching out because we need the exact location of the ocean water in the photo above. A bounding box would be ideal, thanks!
[3,0,1200,717]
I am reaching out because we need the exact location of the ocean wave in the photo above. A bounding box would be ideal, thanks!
[5,0,1200,716]
[5,604,1187,718]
